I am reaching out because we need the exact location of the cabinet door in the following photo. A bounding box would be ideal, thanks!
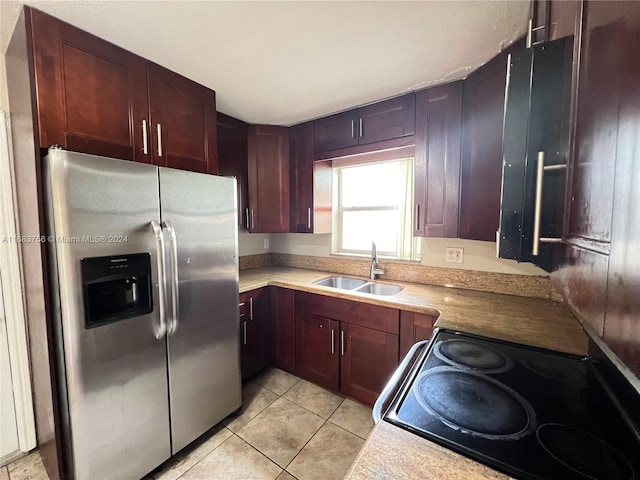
[270,287,295,373]
[289,122,332,234]
[148,63,218,174]
[459,49,510,241]
[340,323,399,406]
[218,113,249,229]
[247,125,290,232]
[29,8,149,161]
[533,0,578,43]
[413,82,462,238]
[295,312,339,391]
[399,311,436,358]
[239,289,270,380]
[358,94,415,146]
[313,110,359,153]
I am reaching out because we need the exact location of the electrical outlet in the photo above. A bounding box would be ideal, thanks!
[263,238,270,250]
[445,247,464,264]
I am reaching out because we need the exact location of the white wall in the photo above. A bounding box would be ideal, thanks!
[238,231,272,256]
[270,233,548,276]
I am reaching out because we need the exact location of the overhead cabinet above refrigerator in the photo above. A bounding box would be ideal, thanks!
[499,37,573,272]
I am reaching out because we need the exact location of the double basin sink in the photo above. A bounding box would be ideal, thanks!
[313,276,404,296]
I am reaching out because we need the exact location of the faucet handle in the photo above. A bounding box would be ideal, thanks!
[372,241,377,261]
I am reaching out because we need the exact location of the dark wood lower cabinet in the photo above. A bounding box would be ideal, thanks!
[270,287,295,373]
[399,311,436,358]
[294,291,402,406]
[295,312,339,391]
[340,323,399,406]
[239,288,270,380]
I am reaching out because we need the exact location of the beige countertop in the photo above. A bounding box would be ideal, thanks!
[239,266,588,356]
[239,266,588,480]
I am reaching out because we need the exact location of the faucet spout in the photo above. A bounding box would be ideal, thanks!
[370,241,385,280]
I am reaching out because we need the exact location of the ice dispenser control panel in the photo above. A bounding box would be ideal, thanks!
[81,253,153,328]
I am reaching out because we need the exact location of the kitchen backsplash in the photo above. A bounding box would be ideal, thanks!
[239,252,562,301]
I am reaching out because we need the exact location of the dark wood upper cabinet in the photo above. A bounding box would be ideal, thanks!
[218,113,249,229]
[289,122,332,234]
[459,48,511,242]
[247,125,290,232]
[29,8,149,162]
[532,0,579,43]
[313,94,415,155]
[148,63,218,174]
[358,94,416,145]
[28,8,218,175]
[413,81,463,238]
[313,110,359,153]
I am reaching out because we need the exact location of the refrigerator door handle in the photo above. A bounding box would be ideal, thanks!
[151,220,168,339]
[162,220,180,335]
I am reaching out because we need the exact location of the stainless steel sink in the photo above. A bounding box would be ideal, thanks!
[313,276,404,296]
[313,276,368,289]
[354,282,404,296]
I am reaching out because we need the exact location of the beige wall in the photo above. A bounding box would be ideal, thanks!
[269,233,548,276]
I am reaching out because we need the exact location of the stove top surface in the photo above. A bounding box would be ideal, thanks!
[384,330,640,480]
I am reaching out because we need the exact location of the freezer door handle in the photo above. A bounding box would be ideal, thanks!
[151,220,168,338]
[162,220,180,335]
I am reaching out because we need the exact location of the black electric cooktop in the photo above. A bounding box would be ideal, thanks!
[384,329,640,480]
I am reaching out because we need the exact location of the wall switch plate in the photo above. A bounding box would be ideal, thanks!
[445,247,464,263]
[263,238,270,250]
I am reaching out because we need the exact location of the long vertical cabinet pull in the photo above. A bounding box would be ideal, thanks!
[245,208,250,230]
[242,321,247,345]
[340,330,345,356]
[249,297,253,320]
[157,124,163,157]
[307,207,312,231]
[250,209,255,230]
[415,204,421,231]
[162,220,180,334]
[142,120,149,155]
[532,151,566,255]
[150,221,167,339]
[331,329,335,354]
[359,118,363,138]
[351,120,355,139]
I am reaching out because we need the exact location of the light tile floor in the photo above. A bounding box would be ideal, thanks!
[2,368,374,480]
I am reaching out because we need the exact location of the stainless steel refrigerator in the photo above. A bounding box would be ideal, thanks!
[43,148,242,480]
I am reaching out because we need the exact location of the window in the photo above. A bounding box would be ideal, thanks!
[332,156,420,261]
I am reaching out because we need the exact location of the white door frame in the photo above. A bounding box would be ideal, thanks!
[0,110,36,456]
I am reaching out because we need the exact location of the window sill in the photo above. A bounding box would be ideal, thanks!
[330,251,422,264]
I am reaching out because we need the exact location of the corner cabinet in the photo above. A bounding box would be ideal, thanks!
[247,125,290,232]
[413,82,463,238]
[313,94,415,156]
[239,288,270,380]
[270,287,296,373]
[294,292,399,406]
[289,122,332,234]
[217,113,249,229]
[28,8,218,174]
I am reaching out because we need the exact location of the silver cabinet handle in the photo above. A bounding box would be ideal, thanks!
[359,118,363,138]
[351,119,355,139]
[307,207,312,230]
[249,297,253,320]
[243,321,247,345]
[142,120,149,155]
[532,152,567,256]
[245,208,250,230]
[340,330,345,356]
[238,302,245,307]
[372,340,430,424]
[162,220,179,334]
[250,208,255,230]
[157,123,163,157]
[526,18,547,48]
[150,221,167,339]
[415,204,421,231]
[331,328,335,354]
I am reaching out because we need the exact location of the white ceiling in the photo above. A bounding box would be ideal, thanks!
[1,1,530,126]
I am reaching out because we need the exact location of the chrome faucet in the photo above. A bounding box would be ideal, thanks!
[370,241,385,280]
